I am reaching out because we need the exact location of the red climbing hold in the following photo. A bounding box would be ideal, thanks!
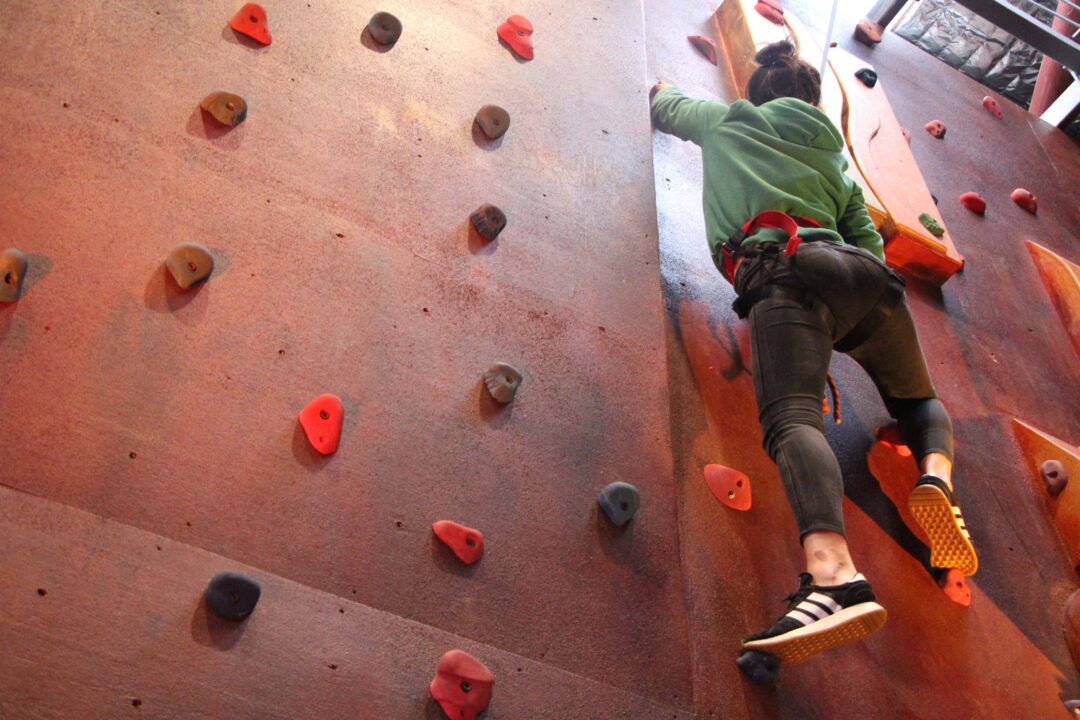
[432,520,484,564]
[298,393,344,455]
[230,3,271,46]
[704,464,752,511]
[1011,188,1037,214]
[754,1,785,25]
[939,568,972,607]
[981,95,1004,119]
[430,650,495,720]
[875,425,912,457]
[497,15,534,60]
[687,35,717,65]
[924,120,946,139]
[959,192,987,215]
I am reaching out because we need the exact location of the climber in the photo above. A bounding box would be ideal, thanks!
[649,40,978,667]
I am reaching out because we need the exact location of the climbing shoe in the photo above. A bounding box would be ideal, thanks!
[741,573,887,665]
[908,475,979,576]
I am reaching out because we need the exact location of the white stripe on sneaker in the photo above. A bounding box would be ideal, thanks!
[806,592,843,613]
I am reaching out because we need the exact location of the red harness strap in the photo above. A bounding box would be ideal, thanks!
[722,210,822,281]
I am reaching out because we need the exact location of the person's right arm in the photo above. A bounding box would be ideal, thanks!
[650,83,729,145]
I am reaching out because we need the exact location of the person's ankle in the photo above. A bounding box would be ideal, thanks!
[810,566,857,586]
[923,472,954,493]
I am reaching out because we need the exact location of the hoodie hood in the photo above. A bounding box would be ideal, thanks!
[726,97,843,152]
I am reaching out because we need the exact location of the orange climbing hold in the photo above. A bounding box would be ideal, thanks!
[430,650,495,720]
[939,568,972,607]
[432,520,484,564]
[704,464,752,511]
[230,3,271,46]
[754,0,785,25]
[875,425,913,457]
[298,393,344,455]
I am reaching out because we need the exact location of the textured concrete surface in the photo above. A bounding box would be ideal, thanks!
[1,0,1079,717]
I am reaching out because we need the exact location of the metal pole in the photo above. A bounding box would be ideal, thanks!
[820,0,840,79]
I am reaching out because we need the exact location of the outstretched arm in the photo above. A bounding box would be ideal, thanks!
[649,82,729,145]
[837,183,885,261]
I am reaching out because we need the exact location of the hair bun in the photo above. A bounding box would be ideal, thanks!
[755,40,796,68]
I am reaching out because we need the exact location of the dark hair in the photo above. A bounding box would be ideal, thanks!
[746,41,821,106]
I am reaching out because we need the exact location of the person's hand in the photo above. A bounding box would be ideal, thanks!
[649,80,670,102]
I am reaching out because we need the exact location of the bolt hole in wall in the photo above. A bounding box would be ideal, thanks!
[460,682,472,693]
[4,272,11,284]
[465,536,476,547]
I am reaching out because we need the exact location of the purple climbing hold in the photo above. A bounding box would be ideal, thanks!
[475,105,510,140]
[470,204,507,241]
[1042,459,1068,498]
[368,11,402,45]
[204,571,261,620]
[854,68,877,88]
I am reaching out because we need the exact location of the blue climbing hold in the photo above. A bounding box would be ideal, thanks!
[597,482,640,526]
[204,572,261,620]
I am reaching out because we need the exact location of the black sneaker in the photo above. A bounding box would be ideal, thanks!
[741,573,887,665]
[908,475,978,576]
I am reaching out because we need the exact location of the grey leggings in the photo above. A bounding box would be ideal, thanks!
[735,242,953,540]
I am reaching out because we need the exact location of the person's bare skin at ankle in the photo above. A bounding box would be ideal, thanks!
[922,452,953,491]
[803,531,857,586]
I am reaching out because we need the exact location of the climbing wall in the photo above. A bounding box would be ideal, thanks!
[0,0,694,717]
[3,0,1080,718]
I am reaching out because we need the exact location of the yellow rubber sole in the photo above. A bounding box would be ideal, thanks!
[908,483,979,576]
[741,603,888,666]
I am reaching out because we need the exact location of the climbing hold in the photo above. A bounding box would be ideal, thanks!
[918,212,945,237]
[754,1,784,25]
[298,393,344,455]
[938,568,971,607]
[204,571,261,620]
[736,650,780,684]
[1066,699,1080,717]
[475,105,510,140]
[924,120,946,139]
[1011,188,1037,214]
[0,248,29,303]
[165,243,214,289]
[687,35,718,65]
[483,362,522,403]
[900,127,910,144]
[229,3,271,45]
[959,192,987,215]
[367,11,402,46]
[597,482,640,527]
[704,464,752,511]
[931,193,939,206]
[432,521,484,564]
[981,95,1004,119]
[854,68,877,88]
[497,15,533,60]
[854,19,883,45]
[469,204,507,242]
[875,425,912,457]
[1042,459,1069,497]
[430,650,495,720]
[200,92,247,127]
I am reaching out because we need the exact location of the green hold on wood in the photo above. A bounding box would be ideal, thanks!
[918,212,945,237]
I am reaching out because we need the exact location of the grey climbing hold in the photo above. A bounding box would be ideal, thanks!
[1065,699,1080,716]
[200,92,247,127]
[470,204,507,241]
[0,248,29,303]
[204,571,261,620]
[475,105,510,140]
[597,481,640,527]
[1042,459,1068,498]
[854,68,877,88]
[736,650,780,684]
[165,243,214,289]
[483,362,522,403]
[368,11,402,45]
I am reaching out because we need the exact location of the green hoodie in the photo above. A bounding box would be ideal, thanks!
[650,86,884,280]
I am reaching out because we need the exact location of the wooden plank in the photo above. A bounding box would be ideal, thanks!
[1027,240,1080,359]
[1011,419,1080,568]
